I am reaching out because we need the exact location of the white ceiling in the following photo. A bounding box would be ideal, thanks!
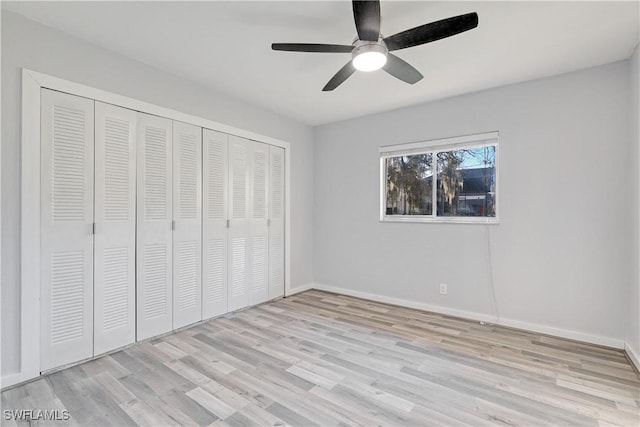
[3,1,639,126]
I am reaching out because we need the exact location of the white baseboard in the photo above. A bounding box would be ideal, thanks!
[313,283,497,323]
[1,371,32,391]
[496,316,624,349]
[625,342,640,373]
[286,283,313,297]
[311,283,625,349]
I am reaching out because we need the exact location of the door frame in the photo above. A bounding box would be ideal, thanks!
[18,68,292,387]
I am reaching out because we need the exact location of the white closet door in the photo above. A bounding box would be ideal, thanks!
[249,142,269,306]
[269,146,285,299]
[202,129,228,319]
[94,102,136,355]
[136,113,173,340]
[40,89,94,371]
[227,136,251,311]
[172,121,202,329]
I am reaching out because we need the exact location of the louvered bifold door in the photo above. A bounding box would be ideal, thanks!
[249,142,270,306]
[40,89,95,371]
[172,121,202,329]
[228,136,251,311]
[94,102,137,355]
[269,146,285,299]
[136,113,173,340]
[202,129,228,319]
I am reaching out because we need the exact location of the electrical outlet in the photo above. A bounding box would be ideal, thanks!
[440,283,448,295]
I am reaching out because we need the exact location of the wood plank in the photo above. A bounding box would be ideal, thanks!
[186,387,236,419]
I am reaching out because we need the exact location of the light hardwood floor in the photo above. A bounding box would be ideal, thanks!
[2,290,639,426]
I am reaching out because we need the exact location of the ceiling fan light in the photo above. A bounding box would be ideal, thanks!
[353,51,387,72]
[351,40,388,72]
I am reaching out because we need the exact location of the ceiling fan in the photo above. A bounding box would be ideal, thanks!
[272,0,478,91]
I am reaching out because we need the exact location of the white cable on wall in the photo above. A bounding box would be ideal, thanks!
[482,224,500,325]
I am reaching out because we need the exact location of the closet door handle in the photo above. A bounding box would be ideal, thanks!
[172,220,176,231]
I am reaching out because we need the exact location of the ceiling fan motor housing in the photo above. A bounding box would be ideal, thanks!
[352,38,388,57]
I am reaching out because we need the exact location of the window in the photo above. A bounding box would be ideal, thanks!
[380,132,498,223]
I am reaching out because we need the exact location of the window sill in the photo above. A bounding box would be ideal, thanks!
[380,216,499,225]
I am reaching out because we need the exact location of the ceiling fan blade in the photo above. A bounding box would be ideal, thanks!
[383,53,423,84]
[384,12,478,51]
[322,61,357,91]
[272,43,354,53]
[353,0,381,42]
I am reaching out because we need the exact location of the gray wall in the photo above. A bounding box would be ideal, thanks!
[629,44,640,359]
[1,11,314,376]
[314,61,631,344]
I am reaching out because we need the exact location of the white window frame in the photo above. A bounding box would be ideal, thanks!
[379,132,499,224]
